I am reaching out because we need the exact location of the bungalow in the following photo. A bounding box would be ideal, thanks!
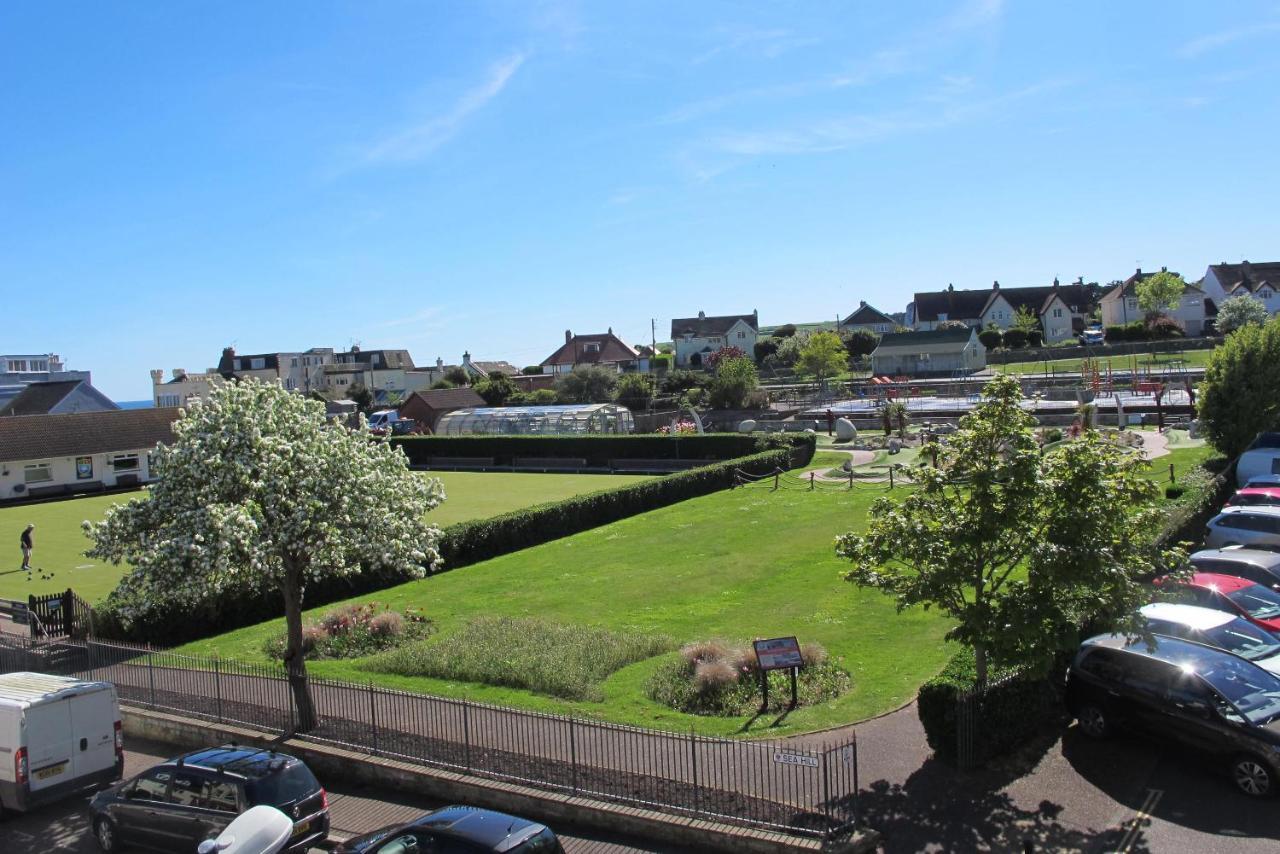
[540,329,648,375]
[1099,267,1210,335]
[0,408,180,501]
[871,328,986,377]
[670,310,759,368]
[908,280,1094,342]
[839,302,896,335]
[398,387,486,432]
[0,380,118,417]
[1200,261,1280,315]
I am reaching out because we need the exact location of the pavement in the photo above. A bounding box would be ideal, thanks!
[0,737,676,854]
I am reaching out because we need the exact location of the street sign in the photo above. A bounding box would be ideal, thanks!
[753,636,804,671]
[773,751,819,768]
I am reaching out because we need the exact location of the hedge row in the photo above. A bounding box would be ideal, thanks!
[917,649,1061,767]
[1153,457,1233,551]
[93,439,812,646]
[389,434,772,467]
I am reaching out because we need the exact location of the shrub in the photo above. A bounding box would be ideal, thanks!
[754,338,779,362]
[521,365,543,375]
[263,603,431,661]
[1002,328,1028,349]
[916,649,1060,766]
[647,640,850,717]
[614,373,654,411]
[1146,314,1185,339]
[1027,329,1044,348]
[773,324,798,338]
[978,328,1002,349]
[391,434,779,467]
[1042,427,1064,444]
[364,617,675,701]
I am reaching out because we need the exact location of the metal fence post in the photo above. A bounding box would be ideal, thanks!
[369,682,379,756]
[568,716,578,795]
[821,744,832,835]
[689,727,699,817]
[462,699,472,772]
[147,646,156,708]
[214,657,223,722]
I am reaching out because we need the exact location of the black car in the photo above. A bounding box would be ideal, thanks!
[89,745,329,852]
[335,805,564,853]
[1066,633,1280,796]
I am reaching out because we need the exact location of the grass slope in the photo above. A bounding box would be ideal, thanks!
[993,345,1216,375]
[0,472,650,603]
[179,483,954,737]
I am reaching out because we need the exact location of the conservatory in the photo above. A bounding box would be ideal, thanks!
[434,403,636,436]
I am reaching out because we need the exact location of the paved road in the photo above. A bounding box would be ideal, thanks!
[0,738,677,854]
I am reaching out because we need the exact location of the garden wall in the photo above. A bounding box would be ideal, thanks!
[94,437,814,646]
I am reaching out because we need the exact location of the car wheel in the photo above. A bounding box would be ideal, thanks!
[94,817,118,853]
[1232,755,1275,797]
[1076,703,1110,739]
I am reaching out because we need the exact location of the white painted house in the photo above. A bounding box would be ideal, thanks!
[1099,267,1210,335]
[1200,261,1280,316]
[670,311,759,368]
[0,408,180,501]
[908,280,1093,342]
[871,328,987,376]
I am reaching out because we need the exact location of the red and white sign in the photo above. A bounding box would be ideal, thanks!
[753,636,804,671]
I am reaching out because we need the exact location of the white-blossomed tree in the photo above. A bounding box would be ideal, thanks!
[84,380,444,730]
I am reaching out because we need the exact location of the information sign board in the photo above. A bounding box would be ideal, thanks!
[753,636,804,671]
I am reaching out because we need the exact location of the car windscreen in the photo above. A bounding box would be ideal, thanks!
[244,762,321,807]
[1202,619,1280,661]
[1225,584,1280,620]
[1200,657,1280,724]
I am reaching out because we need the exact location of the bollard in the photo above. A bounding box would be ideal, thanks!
[1170,463,1175,484]
[774,471,780,491]
[849,470,854,490]
[810,472,815,491]
[889,468,895,490]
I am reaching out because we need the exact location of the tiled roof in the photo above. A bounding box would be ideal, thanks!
[914,282,1094,322]
[670,312,758,338]
[541,332,640,367]
[841,303,896,326]
[401,387,486,410]
[1210,261,1280,295]
[872,327,977,355]
[0,381,85,417]
[0,408,181,463]
[471,361,520,376]
[1103,269,1196,301]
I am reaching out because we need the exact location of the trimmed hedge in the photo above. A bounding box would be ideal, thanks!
[390,434,773,468]
[917,649,1061,767]
[93,438,812,646]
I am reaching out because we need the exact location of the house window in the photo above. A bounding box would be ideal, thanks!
[284,377,296,390]
[1126,299,1138,311]
[372,353,381,365]
[291,357,298,367]
[32,360,47,372]
[1262,290,1273,300]
[24,464,53,484]
[918,353,931,361]
[250,357,266,370]
[1053,308,1063,318]
[584,343,600,354]
[7,360,28,372]
[738,331,745,339]
[233,359,242,370]
[112,455,139,473]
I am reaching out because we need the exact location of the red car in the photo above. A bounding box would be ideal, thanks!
[1159,572,1280,632]
[1226,487,1280,508]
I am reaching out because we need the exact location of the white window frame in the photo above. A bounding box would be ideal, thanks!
[1053,308,1063,318]
[8,360,28,372]
[250,357,266,370]
[111,454,140,473]
[24,464,53,484]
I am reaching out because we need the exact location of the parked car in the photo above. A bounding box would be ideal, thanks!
[1236,447,1280,488]
[1190,548,1280,592]
[1203,505,1280,550]
[1140,602,1280,674]
[335,805,564,853]
[1079,326,1105,345]
[367,410,415,436]
[1066,633,1280,795]
[1245,475,1280,489]
[89,745,328,853]
[0,672,123,814]
[1158,572,1280,633]
[1226,487,1280,508]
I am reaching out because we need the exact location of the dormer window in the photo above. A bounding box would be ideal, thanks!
[584,343,600,354]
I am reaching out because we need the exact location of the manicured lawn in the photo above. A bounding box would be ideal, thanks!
[0,472,651,604]
[993,345,1216,376]
[179,482,955,737]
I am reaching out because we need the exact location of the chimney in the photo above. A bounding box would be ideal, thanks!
[1052,277,1059,288]
[947,283,954,291]
[1135,267,1142,275]
[436,357,444,370]
[172,368,187,380]
[993,280,999,290]
[150,369,164,384]
[222,346,235,359]
[565,329,573,344]
[462,351,471,366]
[859,299,867,307]
[698,310,706,320]
[1161,266,1167,273]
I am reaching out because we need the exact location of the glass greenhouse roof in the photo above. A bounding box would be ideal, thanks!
[435,403,636,435]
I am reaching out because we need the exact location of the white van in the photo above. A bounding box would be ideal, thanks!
[0,672,123,814]
[1237,449,1280,488]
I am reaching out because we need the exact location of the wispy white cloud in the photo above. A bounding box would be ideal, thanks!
[377,307,449,330]
[691,26,819,65]
[363,53,526,164]
[1178,20,1280,58]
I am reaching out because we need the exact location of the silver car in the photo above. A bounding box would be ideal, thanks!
[1191,548,1280,592]
[1141,602,1280,675]
[1204,506,1280,551]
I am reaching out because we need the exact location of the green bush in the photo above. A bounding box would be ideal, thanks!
[364,617,674,701]
[1104,321,1149,342]
[645,640,850,716]
[1002,328,1028,349]
[916,648,1060,766]
[978,328,1002,349]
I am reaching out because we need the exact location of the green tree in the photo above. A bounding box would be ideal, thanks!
[707,356,759,409]
[1135,270,1186,316]
[796,331,848,384]
[614,372,654,410]
[429,380,456,390]
[554,365,618,403]
[977,325,1003,349]
[754,337,780,362]
[347,383,375,414]
[84,380,444,729]
[444,367,471,386]
[838,375,1168,683]
[773,323,798,338]
[1216,295,1270,334]
[879,400,907,437]
[1198,316,1280,456]
[1011,305,1040,333]
[843,328,879,359]
[773,330,811,367]
[510,388,558,406]
[473,372,515,406]
[659,369,707,396]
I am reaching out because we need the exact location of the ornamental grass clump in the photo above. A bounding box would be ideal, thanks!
[647,640,851,717]
[363,616,675,701]
[264,602,431,661]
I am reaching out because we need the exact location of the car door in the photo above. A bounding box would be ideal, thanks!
[111,768,173,850]
[198,773,244,842]
[163,769,223,850]
[1118,655,1177,735]
[1160,675,1242,759]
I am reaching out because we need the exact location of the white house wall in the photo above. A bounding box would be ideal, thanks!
[1,448,156,501]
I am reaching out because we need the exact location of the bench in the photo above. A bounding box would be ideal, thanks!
[512,457,588,472]
[608,458,706,474]
[26,485,70,499]
[426,456,495,470]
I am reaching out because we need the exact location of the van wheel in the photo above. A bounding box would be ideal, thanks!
[94,817,118,853]
[1076,703,1110,739]
[1232,755,1275,797]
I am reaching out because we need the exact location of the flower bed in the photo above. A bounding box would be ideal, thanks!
[646,640,851,716]
[263,602,433,661]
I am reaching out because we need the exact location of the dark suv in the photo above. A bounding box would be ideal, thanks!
[1067,634,1280,796]
[336,805,564,853]
[88,745,329,852]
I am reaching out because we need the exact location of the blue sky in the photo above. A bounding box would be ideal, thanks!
[2,1,1278,400]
